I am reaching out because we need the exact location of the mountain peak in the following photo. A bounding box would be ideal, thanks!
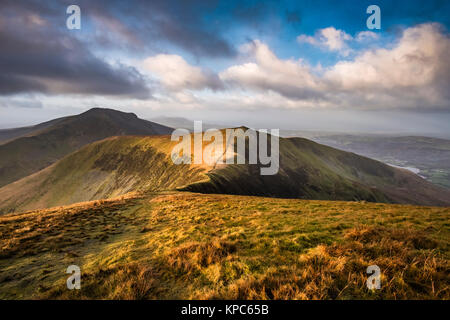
[0,108,173,188]
[82,107,138,119]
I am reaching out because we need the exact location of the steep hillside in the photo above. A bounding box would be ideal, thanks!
[0,192,449,299]
[1,129,449,213]
[0,108,173,187]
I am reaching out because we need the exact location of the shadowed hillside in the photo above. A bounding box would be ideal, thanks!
[1,129,449,214]
[0,108,173,188]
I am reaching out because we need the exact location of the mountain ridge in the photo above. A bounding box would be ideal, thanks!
[1,130,449,214]
[0,108,173,188]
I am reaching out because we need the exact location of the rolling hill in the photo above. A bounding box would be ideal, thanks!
[1,129,449,214]
[0,108,173,188]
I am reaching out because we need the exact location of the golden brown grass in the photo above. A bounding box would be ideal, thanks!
[0,192,449,300]
[209,226,448,299]
[167,240,237,275]
[0,193,141,260]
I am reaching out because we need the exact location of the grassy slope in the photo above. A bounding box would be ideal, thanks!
[1,131,450,214]
[184,135,450,206]
[0,108,173,188]
[0,192,448,300]
[0,136,209,213]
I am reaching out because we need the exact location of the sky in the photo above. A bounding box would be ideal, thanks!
[0,0,449,136]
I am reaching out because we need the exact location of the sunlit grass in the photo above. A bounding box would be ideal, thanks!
[0,192,448,299]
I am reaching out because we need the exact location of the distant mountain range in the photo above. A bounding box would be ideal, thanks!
[281,131,450,189]
[150,116,225,131]
[1,111,449,214]
[0,108,172,188]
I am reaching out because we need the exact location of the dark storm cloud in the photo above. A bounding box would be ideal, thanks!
[0,0,245,98]
[0,0,150,98]
[77,0,237,58]
[75,0,287,58]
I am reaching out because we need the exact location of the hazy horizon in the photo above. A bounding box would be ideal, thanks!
[1,106,450,139]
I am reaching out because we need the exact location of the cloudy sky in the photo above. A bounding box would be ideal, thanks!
[1,0,449,136]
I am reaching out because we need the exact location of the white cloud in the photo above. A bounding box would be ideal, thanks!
[129,24,450,112]
[296,34,318,46]
[356,31,379,42]
[324,23,450,109]
[221,24,450,110]
[297,27,353,56]
[320,27,352,51]
[142,54,222,91]
[220,40,320,100]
